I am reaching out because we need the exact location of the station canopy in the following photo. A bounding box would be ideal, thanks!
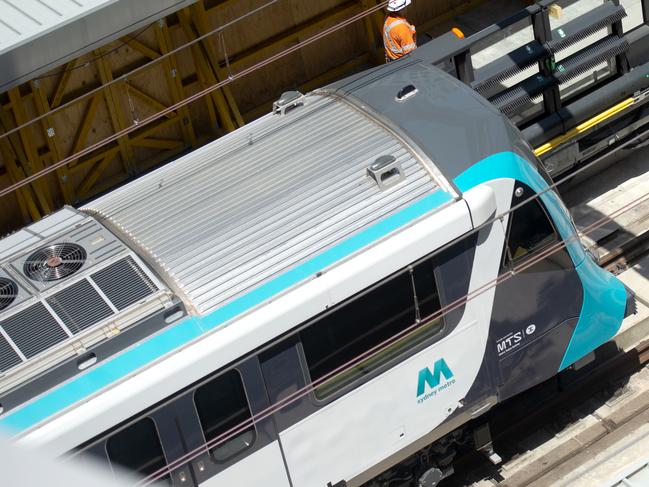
[0,0,196,92]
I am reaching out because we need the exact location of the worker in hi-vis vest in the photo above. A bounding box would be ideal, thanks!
[383,0,416,61]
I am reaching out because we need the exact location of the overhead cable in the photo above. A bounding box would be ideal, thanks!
[0,0,284,143]
[0,1,388,199]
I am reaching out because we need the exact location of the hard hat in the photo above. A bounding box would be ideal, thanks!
[387,0,411,12]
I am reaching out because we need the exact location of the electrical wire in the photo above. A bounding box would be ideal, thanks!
[0,0,388,201]
[0,0,283,144]
[131,126,649,485]
[3,0,645,478]
[133,182,649,485]
[34,23,156,79]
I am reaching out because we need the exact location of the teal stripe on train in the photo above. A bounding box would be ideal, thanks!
[454,151,626,372]
[0,188,453,433]
[0,150,627,434]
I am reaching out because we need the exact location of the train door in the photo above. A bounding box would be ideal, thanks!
[79,358,291,487]
[170,359,291,487]
[260,222,504,487]
[491,182,583,400]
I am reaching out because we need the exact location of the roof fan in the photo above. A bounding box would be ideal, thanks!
[0,278,18,311]
[23,243,87,282]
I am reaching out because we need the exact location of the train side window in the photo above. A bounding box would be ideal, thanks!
[506,193,556,263]
[106,417,170,484]
[193,369,256,462]
[301,268,443,399]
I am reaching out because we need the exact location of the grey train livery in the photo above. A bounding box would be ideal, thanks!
[0,46,634,487]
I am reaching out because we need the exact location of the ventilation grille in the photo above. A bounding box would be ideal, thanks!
[23,243,87,282]
[0,303,68,359]
[0,278,18,311]
[0,256,161,375]
[92,257,158,311]
[47,280,113,334]
[0,335,22,373]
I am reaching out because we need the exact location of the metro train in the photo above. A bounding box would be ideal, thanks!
[0,44,635,487]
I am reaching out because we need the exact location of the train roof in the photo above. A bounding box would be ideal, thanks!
[0,59,528,427]
[324,56,526,180]
[83,93,443,315]
[82,59,523,317]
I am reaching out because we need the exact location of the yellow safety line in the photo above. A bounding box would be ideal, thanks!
[534,97,635,156]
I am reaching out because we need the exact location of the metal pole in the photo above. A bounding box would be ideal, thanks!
[533,7,561,116]
[610,0,630,75]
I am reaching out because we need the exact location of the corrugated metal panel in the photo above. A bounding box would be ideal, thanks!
[84,95,443,315]
[0,0,110,52]
[0,0,196,91]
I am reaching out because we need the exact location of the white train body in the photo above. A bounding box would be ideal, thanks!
[0,56,630,487]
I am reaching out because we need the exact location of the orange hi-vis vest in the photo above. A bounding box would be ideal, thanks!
[383,15,417,61]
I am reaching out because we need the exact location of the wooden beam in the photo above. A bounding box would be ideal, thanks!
[94,49,137,176]
[131,137,184,150]
[68,144,119,176]
[70,117,179,177]
[155,19,197,148]
[120,36,161,60]
[0,138,34,222]
[31,80,75,204]
[7,88,53,214]
[51,60,77,109]
[131,116,180,143]
[126,83,176,119]
[177,8,236,133]
[190,2,244,127]
[77,147,120,198]
[69,94,102,167]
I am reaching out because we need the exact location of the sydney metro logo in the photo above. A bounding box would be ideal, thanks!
[416,358,455,404]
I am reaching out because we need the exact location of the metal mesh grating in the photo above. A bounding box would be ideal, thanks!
[0,303,68,359]
[0,334,22,373]
[23,242,87,282]
[91,257,157,311]
[0,278,18,311]
[47,280,114,334]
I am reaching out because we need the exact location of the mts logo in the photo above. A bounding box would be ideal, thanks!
[416,359,454,397]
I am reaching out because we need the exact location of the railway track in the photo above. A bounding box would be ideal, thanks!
[444,332,649,487]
